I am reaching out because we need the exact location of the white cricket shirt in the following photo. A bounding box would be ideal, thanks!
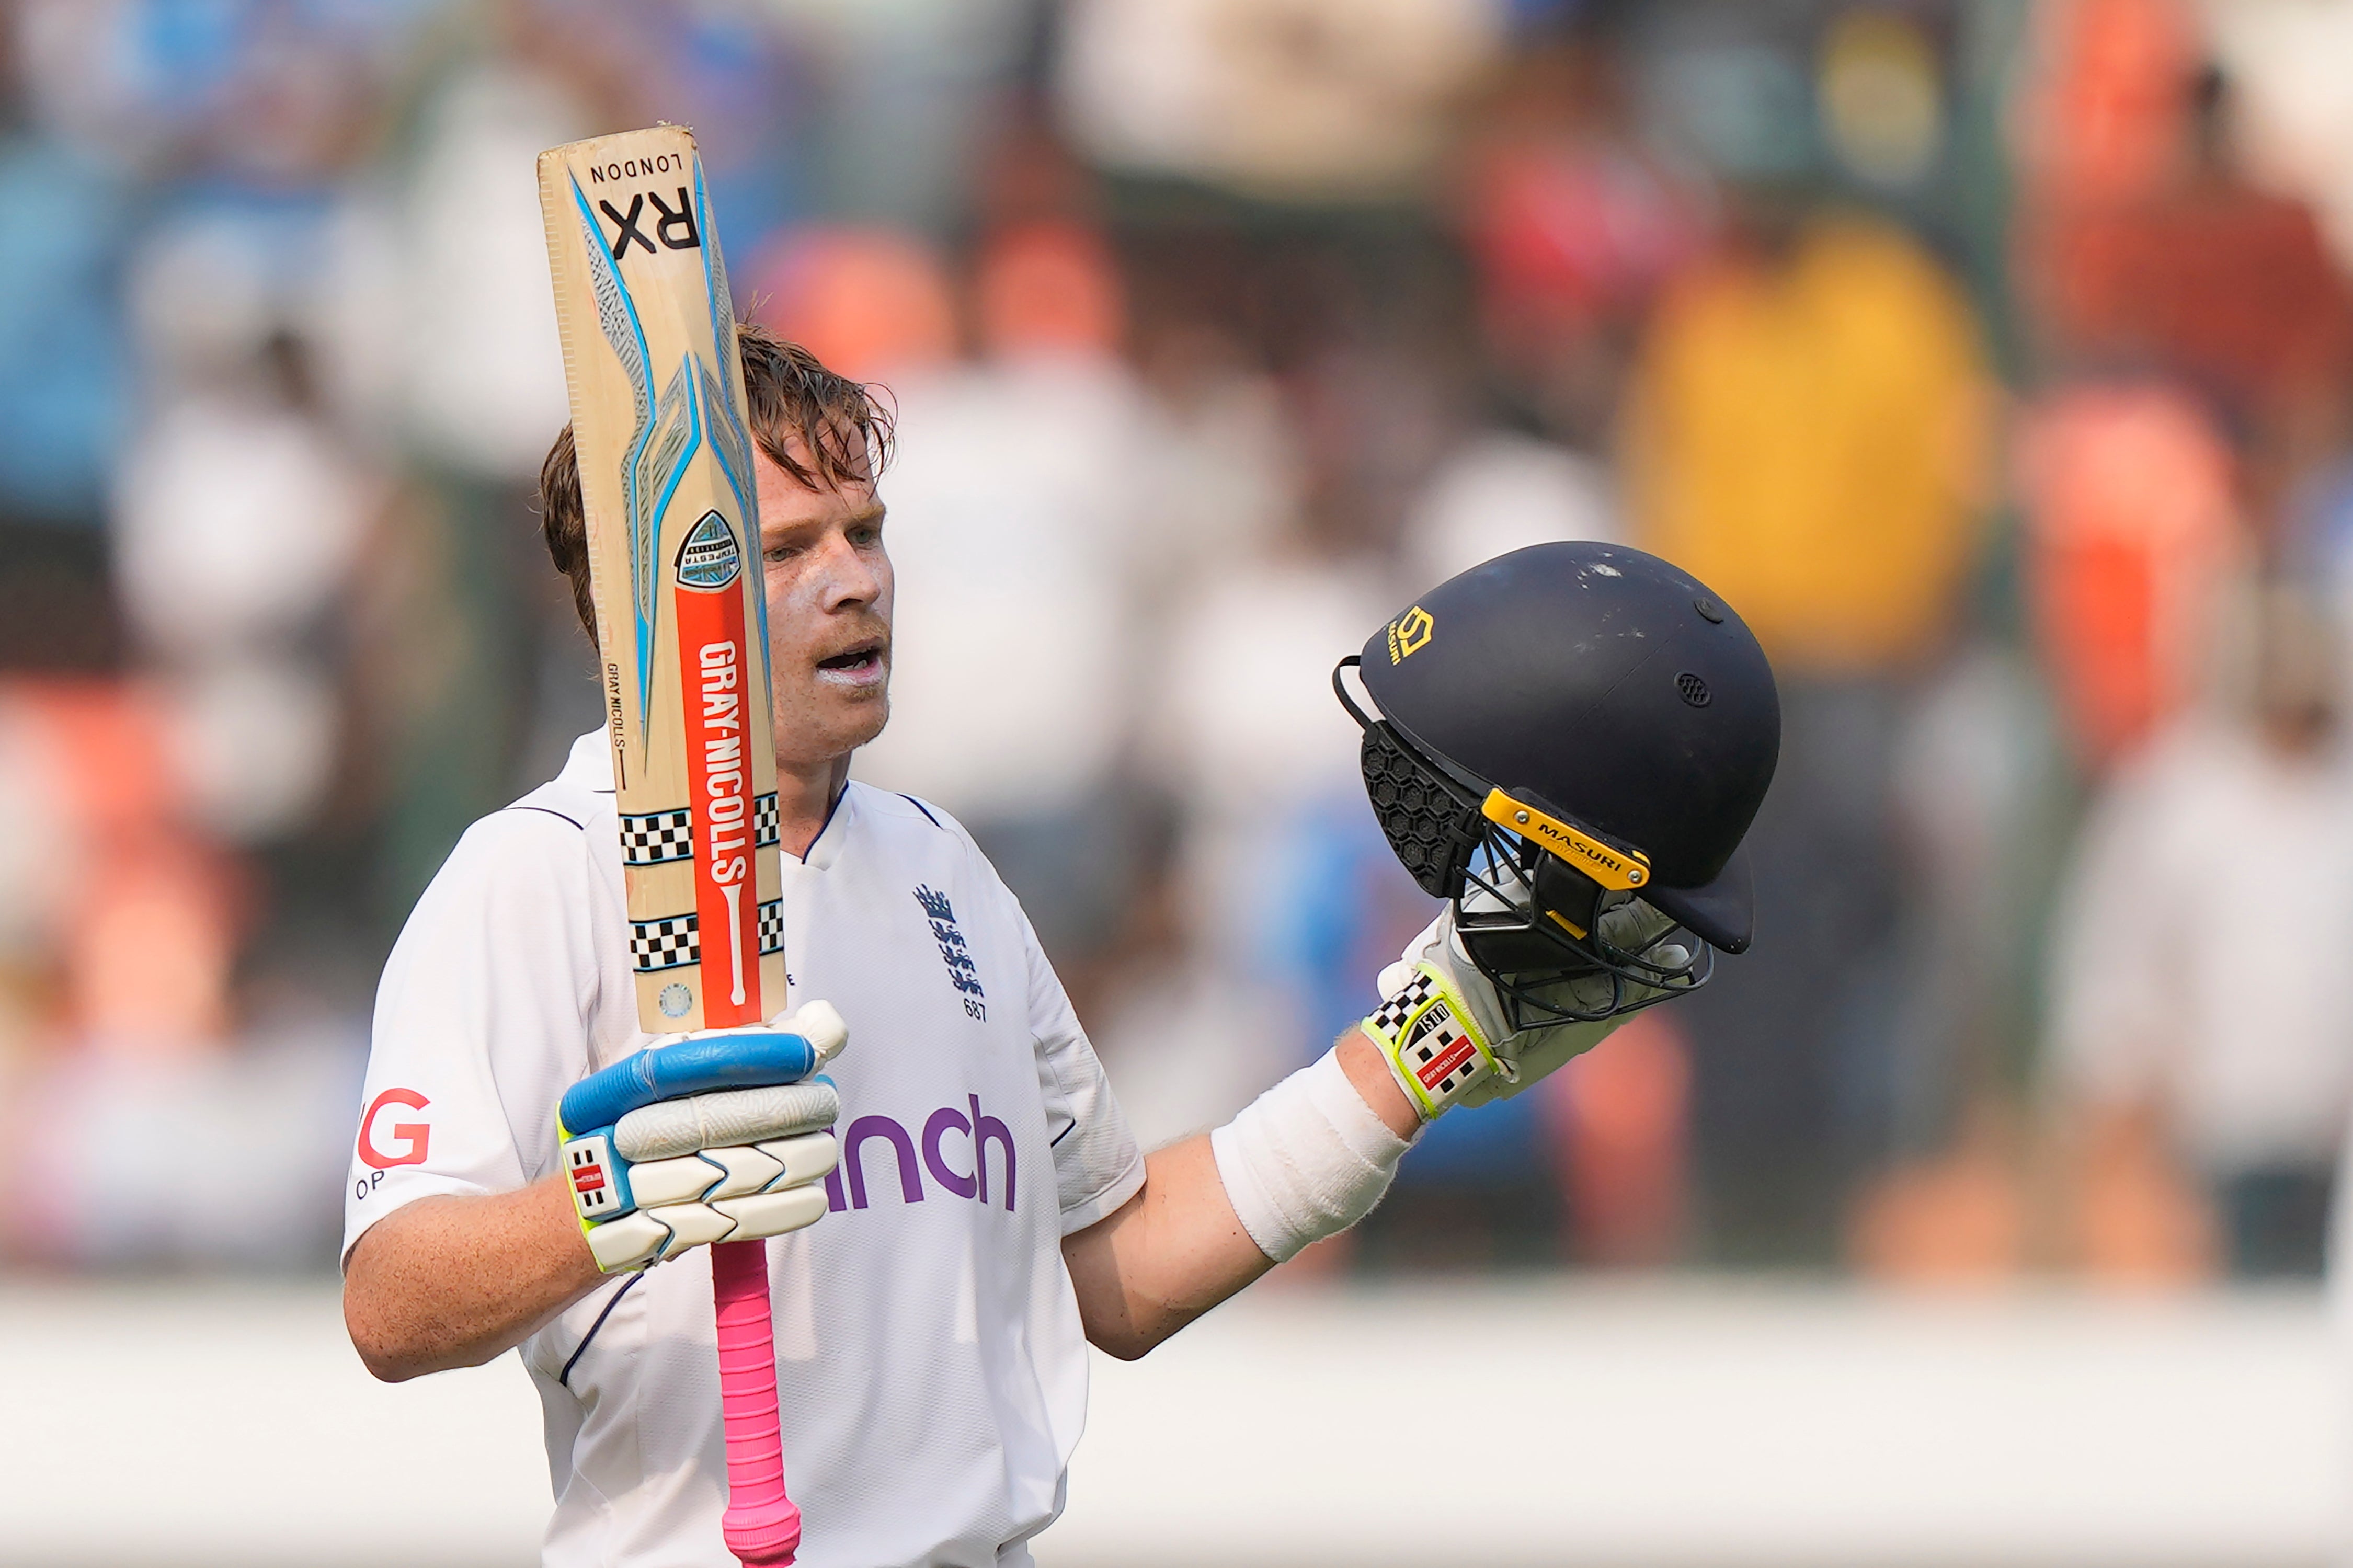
[344,733,1147,1568]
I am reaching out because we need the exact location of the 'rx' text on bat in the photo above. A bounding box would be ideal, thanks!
[598,188,701,260]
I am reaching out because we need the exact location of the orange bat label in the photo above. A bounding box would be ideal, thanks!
[676,510,760,1026]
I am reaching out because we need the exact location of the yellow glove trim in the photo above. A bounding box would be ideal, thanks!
[1359,961,1504,1121]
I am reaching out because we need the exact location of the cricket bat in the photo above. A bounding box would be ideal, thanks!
[538,125,799,1567]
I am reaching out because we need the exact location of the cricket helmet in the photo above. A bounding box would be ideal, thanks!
[1337,541,1780,1025]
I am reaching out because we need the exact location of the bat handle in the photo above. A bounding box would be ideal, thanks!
[712,1238,801,1565]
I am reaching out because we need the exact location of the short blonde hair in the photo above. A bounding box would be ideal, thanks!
[536,322,894,641]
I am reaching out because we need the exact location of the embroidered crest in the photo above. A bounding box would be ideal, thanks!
[914,884,985,1001]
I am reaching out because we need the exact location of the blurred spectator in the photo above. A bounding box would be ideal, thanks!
[8,1006,361,1268]
[1625,211,1991,673]
[1082,797,1281,1153]
[2015,381,2243,769]
[382,55,581,479]
[1848,1104,2032,1285]
[1129,321,1304,595]
[1548,1010,1693,1268]
[0,122,128,673]
[1851,646,2069,1285]
[1289,322,1466,570]
[1058,0,1504,200]
[1817,9,1948,196]
[1623,203,1993,1262]
[0,679,356,1271]
[851,221,1159,991]
[1402,429,1620,589]
[747,225,961,382]
[0,683,227,1051]
[2020,58,2353,457]
[0,9,131,682]
[13,0,425,181]
[113,331,375,845]
[2049,586,2353,1280]
[519,1,806,261]
[771,0,1030,229]
[2008,0,2207,212]
[358,42,593,913]
[1647,25,1820,190]
[0,120,125,528]
[1455,29,1707,446]
[2203,0,2353,275]
[1138,531,1444,1244]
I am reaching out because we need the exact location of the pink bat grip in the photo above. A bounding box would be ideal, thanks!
[712,1238,800,1565]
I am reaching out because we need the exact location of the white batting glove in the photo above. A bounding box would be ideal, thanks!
[1360,903,1685,1121]
[557,1002,849,1273]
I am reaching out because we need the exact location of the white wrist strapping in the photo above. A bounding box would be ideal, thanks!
[1210,1049,1413,1263]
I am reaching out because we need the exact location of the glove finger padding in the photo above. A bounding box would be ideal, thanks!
[714,1184,830,1242]
[625,1131,839,1204]
[561,1001,851,1273]
[615,1080,840,1161]
[578,1131,841,1273]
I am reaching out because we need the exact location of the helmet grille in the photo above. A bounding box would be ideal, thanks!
[1360,725,1481,899]
[1675,671,1712,708]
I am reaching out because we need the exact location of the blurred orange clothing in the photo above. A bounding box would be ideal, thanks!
[2022,181,2353,418]
[2013,382,2240,767]
[1626,216,1992,673]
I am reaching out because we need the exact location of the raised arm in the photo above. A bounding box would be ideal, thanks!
[1063,902,1693,1359]
[1060,1033,1414,1360]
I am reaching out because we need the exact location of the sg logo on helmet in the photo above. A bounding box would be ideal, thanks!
[1387,606,1435,665]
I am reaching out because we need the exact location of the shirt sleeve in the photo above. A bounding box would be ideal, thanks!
[341,808,602,1266]
[1019,905,1147,1236]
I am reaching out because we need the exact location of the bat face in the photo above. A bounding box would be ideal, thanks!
[540,127,785,1037]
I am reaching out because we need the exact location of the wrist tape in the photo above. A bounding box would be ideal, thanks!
[1210,1049,1413,1263]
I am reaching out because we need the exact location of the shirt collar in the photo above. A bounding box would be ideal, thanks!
[797,780,857,872]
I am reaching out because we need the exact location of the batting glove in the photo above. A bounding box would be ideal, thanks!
[1360,905,1685,1122]
[558,1002,849,1273]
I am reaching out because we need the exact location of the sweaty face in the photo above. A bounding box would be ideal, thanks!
[755,443,892,768]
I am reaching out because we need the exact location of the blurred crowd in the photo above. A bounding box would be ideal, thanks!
[4,0,2353,1286]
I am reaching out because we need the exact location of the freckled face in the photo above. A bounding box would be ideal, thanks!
[753,444,892,768]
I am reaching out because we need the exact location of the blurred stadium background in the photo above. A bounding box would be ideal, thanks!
[4,0,2353,1562]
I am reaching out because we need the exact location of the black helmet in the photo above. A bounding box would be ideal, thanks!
[1337,541,1780,1025]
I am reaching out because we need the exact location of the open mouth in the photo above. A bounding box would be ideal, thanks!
[815,640,885,680]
